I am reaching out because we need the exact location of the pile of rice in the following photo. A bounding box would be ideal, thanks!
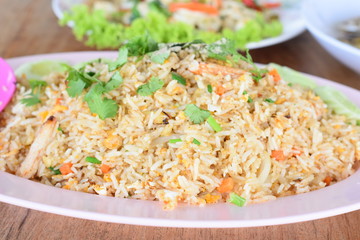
[1,44,359,209]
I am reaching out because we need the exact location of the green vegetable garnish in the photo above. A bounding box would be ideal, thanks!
[136,77,164,96]
[57,127,64,133]
[49,167,61,175]
[228,192,246,207]
[84,84,119,120]
[247,96,253,103]
[108,47,128,71]
[314,86,360,122]
[288,83,293,87]
[21,79,48,106]
[184,104,210,124]
[148,0,171,17]
[150,49,171,64]
[264,98,275,103]
[171,72,186,86]
[125,34,159,57]
[242,90,247,95]
[104,72,123,92]
[207,115,222,132]
[169,139,182,143]
[85,156,102,164]
[130,0,141,22]
[207,84,213,93]
[192,138,201,145]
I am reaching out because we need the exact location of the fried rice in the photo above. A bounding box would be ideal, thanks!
[0,41,359,209]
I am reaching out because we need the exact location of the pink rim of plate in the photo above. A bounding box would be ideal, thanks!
[0,58,16,112]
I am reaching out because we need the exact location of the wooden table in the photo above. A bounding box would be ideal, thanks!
[1,0,360,239]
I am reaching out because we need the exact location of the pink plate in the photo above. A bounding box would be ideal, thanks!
[0,58,16,112]
[1,51,360,228]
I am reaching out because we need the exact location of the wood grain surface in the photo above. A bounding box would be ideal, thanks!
[1,0,360,239]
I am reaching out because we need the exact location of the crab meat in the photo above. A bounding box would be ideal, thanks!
[16,116,57,179]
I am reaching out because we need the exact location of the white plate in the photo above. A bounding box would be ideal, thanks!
[51,0,306,50]
[1,51,360,228]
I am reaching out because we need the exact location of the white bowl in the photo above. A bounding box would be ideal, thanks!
[302,0,360,74]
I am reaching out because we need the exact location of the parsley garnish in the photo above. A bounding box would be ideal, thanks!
[192,138,201,145]
[207,84,213,93]
[136,77,164,96]
[21,79,47,106]
[108,47,128,71]
[171,72,186,86]
[85,156,102,164]
[264,98,275,103]
[49,167,61,175]
[150,49,171,64]
[184,104,210,124]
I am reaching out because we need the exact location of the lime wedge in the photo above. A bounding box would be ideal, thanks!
[269,63,317,89]
[15,60,68,86]
[314,86,360,121]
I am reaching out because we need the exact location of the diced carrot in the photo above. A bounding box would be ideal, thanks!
[271,150,285,161]
[215,85,226,96]
[55,98,63,105]
[324,176,332,186]
[268,69,281,82]
[101,164,111,174]
[169,2,219,15]
[217,177,234,193]
[263,2,281,8]
[60,163,73,175]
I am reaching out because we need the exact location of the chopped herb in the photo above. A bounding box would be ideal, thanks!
[84,84,119,120]
[49,167,61,175]
[242,90,247,95]
[29,79,47,89]
[108,47,128,71]
[169,139,182,143]
[150,49,171,64]
[104,71,123,92]
[136,77,164,96]
[85,156,102,164]
[125,34,159,57]
[192,138,201,145]
[184,104,210,124]
[65,68,96,97]
[288,83,293,87]
[148,0,171,17]
[264,98,275,103]
[228,192,246,207]
[238,49,268,82]
[171,72,186,86]
[87,71,96,77]
[66,77,87,97]
[247,96,253,103]
[57,126,64,133]
[207,115,222,132]
[21,93,41,106]
[206,39,238,62]
[207,84,213,93]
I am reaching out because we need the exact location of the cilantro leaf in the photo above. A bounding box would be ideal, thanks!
[67,78,87,97]
[108,47,128,71]
[85,84,119,120]
[150,49,171,64]
[21,93,41,107]
[184,104,210,124]
[125,34,159,57]
[104,71,123,92]
[171,72,186,86]
[29,79,47,90]
[136,77,164,96]
[206,39,238,61]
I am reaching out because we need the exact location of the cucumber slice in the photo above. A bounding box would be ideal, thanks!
[15,60,68,86]
[314,86,360,121]
[269,63,317,89]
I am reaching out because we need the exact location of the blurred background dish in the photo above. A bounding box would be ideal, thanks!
[302,0,360,75]
[52,0,305,50]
